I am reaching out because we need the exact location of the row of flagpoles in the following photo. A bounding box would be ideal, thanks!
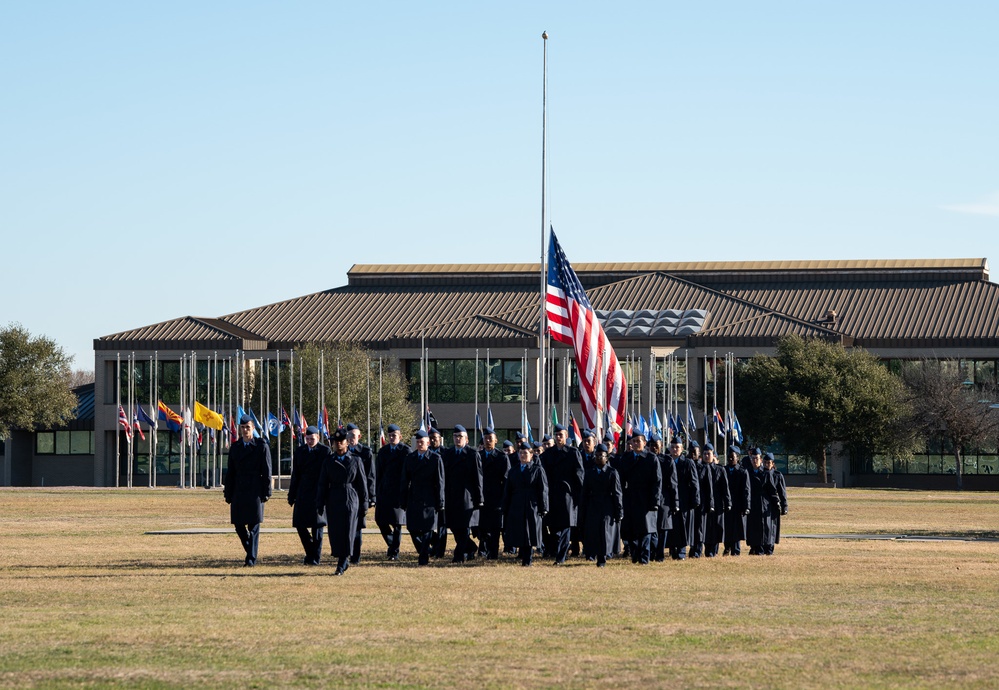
[409,341,745,454]
[113,350,390,488]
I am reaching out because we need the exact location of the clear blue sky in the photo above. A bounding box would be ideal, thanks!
[3,2,998,369]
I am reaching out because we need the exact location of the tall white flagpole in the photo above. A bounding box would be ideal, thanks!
[276,349,281,489]
[538,29,549,439]
[152,351,158,487]
[474,348,480,444]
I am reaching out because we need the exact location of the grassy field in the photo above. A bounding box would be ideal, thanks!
[1,488,998,689]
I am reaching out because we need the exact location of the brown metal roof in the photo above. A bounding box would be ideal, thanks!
[718,278,999,347]
[96,259,999,353]
[95,316,268,351]
[218,285,540,350]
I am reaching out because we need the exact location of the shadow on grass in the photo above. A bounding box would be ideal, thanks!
[1,553,528,576]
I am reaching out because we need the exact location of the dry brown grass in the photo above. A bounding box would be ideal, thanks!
[1,487,998,689]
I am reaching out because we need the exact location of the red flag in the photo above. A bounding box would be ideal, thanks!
[570,413,582,446]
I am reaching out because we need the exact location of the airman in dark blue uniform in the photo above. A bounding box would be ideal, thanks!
[223,415,272,567]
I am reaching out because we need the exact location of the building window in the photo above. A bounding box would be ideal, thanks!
[36,432,55,454]
[35,431,94,455]
[406,359,524,404]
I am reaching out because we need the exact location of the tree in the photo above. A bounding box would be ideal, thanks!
[736,335,916,483]
[285,342,415,440]
[68,370,95,387]
[0,323,78,439]
[901,360,999,490]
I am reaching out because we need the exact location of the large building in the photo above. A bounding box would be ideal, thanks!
[7,258,999,490]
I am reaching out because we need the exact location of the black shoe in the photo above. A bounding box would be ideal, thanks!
[597,561,606,568]
[349,558,360,565]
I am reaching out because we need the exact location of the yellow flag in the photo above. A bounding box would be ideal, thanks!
[194,401,224,431]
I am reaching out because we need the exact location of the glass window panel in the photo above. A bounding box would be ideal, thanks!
[55,431,71,455]
[436,385,456,403]
[436,360,454,384]
[786,454,810,474]
[486,360,501,386]
[980,456,999,475]
[454,384,475,404]
[871,455,893,474]
[959,359,974,386]
[455,360,476,386]
[963,455,978,475]
[70,431,91,455]
[159,361,181,405]
[503,360,522,384]
[36,432,54,454]
[976,360,997,387]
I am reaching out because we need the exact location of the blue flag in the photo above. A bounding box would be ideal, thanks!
[730,411,744,443]
[650,408,662,434]
[136,403,157,429]
[247,407,263,438]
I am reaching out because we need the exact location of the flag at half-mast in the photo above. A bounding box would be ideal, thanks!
[158,401,184,432]
[194,401,224,431]
[118,405,132,442]
[136,403,157,430]
[545,226,627,433]
[131,412,145,441]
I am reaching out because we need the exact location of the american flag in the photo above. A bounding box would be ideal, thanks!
[545,227,627,433]
[117,405,132,442]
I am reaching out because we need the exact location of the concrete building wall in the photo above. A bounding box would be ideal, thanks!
[32,456,96,487]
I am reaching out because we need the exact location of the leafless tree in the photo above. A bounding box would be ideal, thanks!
[902,360,999,490]
[68,369,95,388]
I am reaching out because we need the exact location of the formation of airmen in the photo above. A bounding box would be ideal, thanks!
[222,414,789,573]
